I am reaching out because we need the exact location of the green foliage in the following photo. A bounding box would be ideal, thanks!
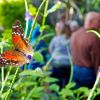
[91,0,100,12]
[0,0,25,29]
[33,51,44,63]
[1,29,12,40]
[59,82,75,99]
[0,29,12,52]
[1,0,100,100]
[28,4,37,16]
[46,1,63,17]
[19,68,43,77]
[48,84,60,92]
[74,87,90,100]
[42,77,58,83]
[0,70,60,100]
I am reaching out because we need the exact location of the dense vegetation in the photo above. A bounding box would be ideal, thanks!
[0,0,100,100]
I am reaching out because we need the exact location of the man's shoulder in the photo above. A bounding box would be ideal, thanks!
[71,27,84,40]
[72,27,85,35]
[71,27,100,44]
[71,27,96,38]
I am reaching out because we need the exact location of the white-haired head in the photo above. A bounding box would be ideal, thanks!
[84,11,100,29]
[68,20,79,32]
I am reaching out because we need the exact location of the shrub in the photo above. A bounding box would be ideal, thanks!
[0,0,25,29]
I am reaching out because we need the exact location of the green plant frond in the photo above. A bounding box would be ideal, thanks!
[87,30,100,38]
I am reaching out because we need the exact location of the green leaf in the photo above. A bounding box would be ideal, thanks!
[28,4,37,16]
[0,40,11,47]
[40,25,50,31]
[95,88,100,96]
[48,84,60,92]
[26,86,44,99]
[7,74,15,80]
[42,71,51,76]
[0,29,12,48]
[79,89,92,99]
[15,82,37,89]
[40,33,54,40]
[42,77,58,83]
[74,87,89,94]
[19,69,43,77]
[33,51,44,63]
[2,29,12,40]
[46,1,62,16]
[65,82,76,89]
[59,89,73,98]
[0,91,9,100]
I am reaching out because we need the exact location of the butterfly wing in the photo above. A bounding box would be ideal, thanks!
[0,50,29,67]
[12,20,33,56]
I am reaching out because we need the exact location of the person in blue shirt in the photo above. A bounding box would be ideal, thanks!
[49,21,71,89]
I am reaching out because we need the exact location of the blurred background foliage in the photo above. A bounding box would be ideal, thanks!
[0,0,100,99]
[0,0,100,31]
[0,0,100,57]
[0,0,25,29]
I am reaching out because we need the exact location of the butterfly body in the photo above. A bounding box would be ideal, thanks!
[0,20,33,67]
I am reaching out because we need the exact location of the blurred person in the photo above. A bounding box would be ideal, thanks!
[49,22,71,89]
[71,12,100,89]
[68,20,79,33]
[55,12,68,35]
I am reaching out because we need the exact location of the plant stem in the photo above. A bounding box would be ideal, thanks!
[38,0,50,40]
[0,46,4,89]
[68,57,73,84]
[87,72,100,100]
[1,67,4,85]
[0,66,12,94]
[42,0,49,26]
[66,46,73,84]
[87,30,100,38]
[28,0,46,40]
[5,67,20,100]
[43,56,53,71]
[24,0,29,38]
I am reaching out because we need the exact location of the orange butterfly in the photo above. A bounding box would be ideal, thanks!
[0,20,33,67]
